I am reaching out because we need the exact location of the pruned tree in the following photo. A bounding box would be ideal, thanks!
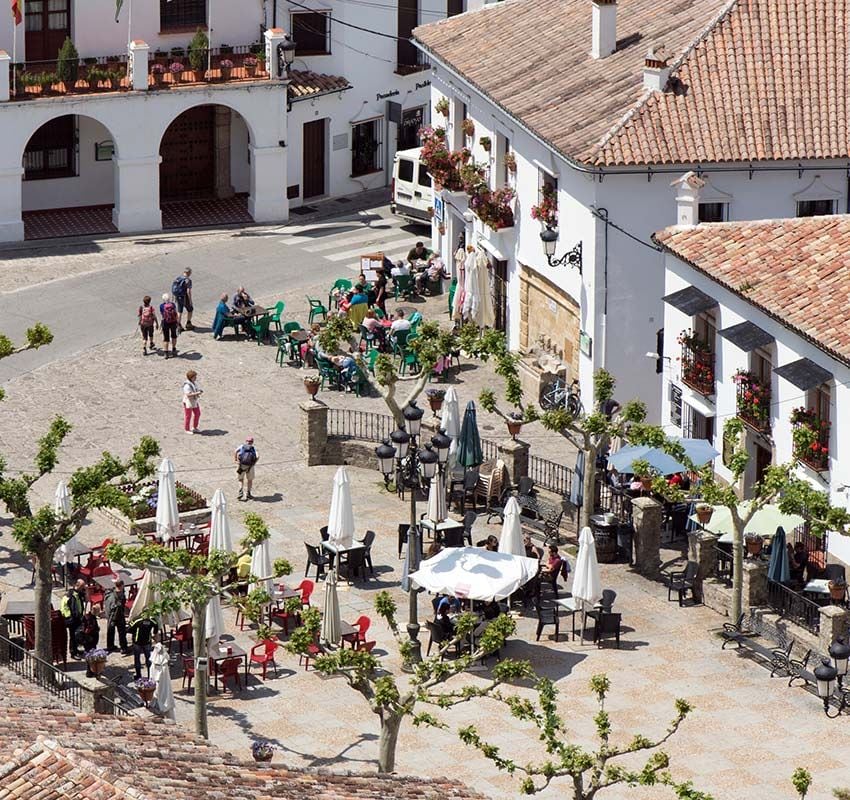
[287,588,532,773]
[0,419,159,664]
[459,673,713,799]
[0,322,53,401]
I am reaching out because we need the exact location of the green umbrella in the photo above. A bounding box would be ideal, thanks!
[690,502,804,541]
[457,401,483,469]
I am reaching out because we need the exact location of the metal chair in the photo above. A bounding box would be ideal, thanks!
[304,542,330,579]
[361,530,376,575]
[666,561,699,606]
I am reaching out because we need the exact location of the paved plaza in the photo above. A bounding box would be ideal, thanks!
[1,209,849,799]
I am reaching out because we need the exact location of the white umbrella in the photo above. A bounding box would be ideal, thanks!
[409,547,539,601]
[498,497,524,556]
[327,467,355,549]
[209,489,233,553]
[54,481,80,569]
[155,458,180,544]
[127,567,178,628]
[205,594,225,649]
[443,388,461,490]
[249,539,274,595]
[321,570,341,646]
[427,476,447,524]
[572,526,603,644]
[150,642,176,720]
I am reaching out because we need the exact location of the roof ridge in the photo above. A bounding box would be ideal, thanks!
[591,0,741,159]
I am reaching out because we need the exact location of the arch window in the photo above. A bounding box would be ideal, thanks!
[24,116,76,180]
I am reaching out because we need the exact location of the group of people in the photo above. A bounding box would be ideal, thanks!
[212,287,257,340]
[136,268,194,358]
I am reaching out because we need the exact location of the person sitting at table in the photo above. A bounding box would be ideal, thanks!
[300,323,321,368]
[345,285,370,326]
[415,255,449,295]
[541,544,563,580]
[233,286,255,310]
[391,259,409,279]
[482,600,501,620]
[390,309,411,336]
[362,310,387,348]
[407,240,434,267]
[212,293,230,340]
[790,541,809,585]
[433,594,461,616]
[524,534,543,561]
[436,603,455,638]
[484,535,499,552]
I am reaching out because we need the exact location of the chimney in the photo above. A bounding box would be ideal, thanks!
[670,171,705,226]
[643,46,670,91]
[591,0,617,59]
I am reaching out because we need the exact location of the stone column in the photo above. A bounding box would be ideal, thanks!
[112,155,162,233]
[248,144,288,223]
[264,28,290,81]
[631,497,662,578]
[214,107,235,199]
[497,438,529,486]
[687,531,718,602]
[128,40,150,92]
[301,400,329,466]
[741,559,768,608]
[818,605,850,655]
[0,51,10,102]
[0,166,24,242]
[77,675,116,715]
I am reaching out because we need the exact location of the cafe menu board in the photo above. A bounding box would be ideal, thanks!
[360,252,384,281]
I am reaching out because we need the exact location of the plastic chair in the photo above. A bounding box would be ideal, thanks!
[213,657,242,692]
[249,638,279,680]
[360,324,378,351]
[271,602,300,634]
[248,313,271,345]
[304,543,330,579]
[296,578,315,607]
[267,300,285,332]
[366,348,380,375]
[169,620,194,656]
[329,278,352,310]
[408,311,422,326]
[316,357,340,391]
[343,615,371,649]
[299,637,322,669]
[391,328,410,354]
[393,274,414,299]
[306,296,327,324]
[374,307,386,320]
[361,530,376,575]
[86,584,105,611]
[181,655,195,691]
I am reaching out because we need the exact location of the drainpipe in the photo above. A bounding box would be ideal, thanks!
[596,207,610,372]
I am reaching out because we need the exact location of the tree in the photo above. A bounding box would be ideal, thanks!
[287,589,532,773]
[0,419,159,664]
[107,512,291,738]
[460,673,713,799]
[791,768,812,799]
[0,322,53,401]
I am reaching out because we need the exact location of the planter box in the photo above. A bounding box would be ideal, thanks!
[98,480,210,536]
[474,215,515,255]
[442,189,468,207]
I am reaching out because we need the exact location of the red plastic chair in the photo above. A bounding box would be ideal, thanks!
[249,638,279,680]
[298,636,322,670]
[270,603,300,635]
[181,655,195,691]
[86,584,105,611]
[170,620,194,656]
[296,579,314,608]
[78,555,103,581]
[213,657,243,692]
[343,615,371,649]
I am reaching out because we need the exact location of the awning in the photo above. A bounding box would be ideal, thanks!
[773,358,832,390]
[662,286,718,316]
[718,321,774,352]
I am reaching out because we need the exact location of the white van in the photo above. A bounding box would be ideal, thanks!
[390,147,433,223]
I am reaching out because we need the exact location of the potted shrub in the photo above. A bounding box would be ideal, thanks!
[479,135,491,151]
[303,374,320,399]
[745,533,763,557]
[170,62,185,83]
[531,182,558,227]
[134,677,156,705]
[244,56,259,77]
[630,458,655,491]
[39,72,58,95]
[828,576,847,602]
[426,387,445,414]
[435,97,450,116]
[504,151,517,173]
[188,28,209,81]
[251,740,274,763]
[695,503,713,525]
[106,69,123,91]
[219,58,234,80]
[461,118,475,138]
[84,647,108,677]
[150,63,166,86]
[506,411,523,439]
[56,36,80,92]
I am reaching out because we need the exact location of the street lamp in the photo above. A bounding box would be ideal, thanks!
[276,35,296,76]
[829,637,850,688]
[431,429,451,467]
[814,658,847,717]
[540,225,582,273]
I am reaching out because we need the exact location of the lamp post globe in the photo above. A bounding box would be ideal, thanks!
[431,430,451,466]
[390,427,410,460]
[815,658,838,714]
[418,445,439,481]
[829,637,850,684]
[282,35,296,67]
[375,440,397,478]
[403,402,424,438]
[540,226,558,258]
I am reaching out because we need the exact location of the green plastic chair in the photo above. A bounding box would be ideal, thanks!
[391,328,410,358]
[249,314,271,345]
[374,307,386,320]
[268,301,285,332]
[408,311,422,326]
[307,296,327,324]
[329,278,352,310]
[448,279,457,315]
[316,356,340,390]
[393,274,414,300]
[409,320,421,338]
[349,364,370,397]
[366,347,380,374]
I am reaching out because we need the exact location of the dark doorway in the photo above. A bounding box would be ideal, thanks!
[25,0,71,62]
[398,106,424,151]
[302,119,325,199]
[492,258,508,332]
[160,106,215,201]
[755,442,772,486]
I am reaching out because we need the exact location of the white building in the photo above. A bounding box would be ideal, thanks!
[655,210,850,568]
[413,0,850,419]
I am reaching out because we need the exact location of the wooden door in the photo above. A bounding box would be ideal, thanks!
[302,120,325,199]
[159,106,215,201]
[25,0,71,63]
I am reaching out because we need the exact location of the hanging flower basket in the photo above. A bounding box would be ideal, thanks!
[252,740,274,762]
[695,504,713,525]
[435,97,450,117]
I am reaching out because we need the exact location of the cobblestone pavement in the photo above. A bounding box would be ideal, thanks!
[1,247,846,799]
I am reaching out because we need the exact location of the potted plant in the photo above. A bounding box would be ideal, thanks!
[84,647,108,676]
[506,411,523,439]
[435,97,450,116]
[426,387,445,414]
[56,36,80,92]
[105,69,123,90]
[244,56,259,77]
[828,576,847,602]
[479,135,491,152]
[630,458,655,491]
[188,28,209,81]
[84,67,104,90]
[303,374,320,399]
[39,72,58,95]
[133,676,156,705]
[531,182,558,227]
[149,63,166,86]
[461,118,475,138]
[745,533,764,557]
[504,151,517,173]
[695,503,713,525]
[170,62,185,83]
[251,740,274,763]
[219,58,234,80]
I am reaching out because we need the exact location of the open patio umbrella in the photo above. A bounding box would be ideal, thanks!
[409,547,539,601]
[150,641,176,720]
[607,444,685,476]
[675,437,721,466]
[321,569,341,646]
[209,489,233,553]
[427,475,448,524]
[155,458,179,544]
[457,401,483,470]
[768,526,790,584]
[498,496,524,556]
[127,566,177,628]
[327,466,355,549]
[572,526,603,643]
[249,538,274,596]
[690,502,804,540]
[205,594,225,649]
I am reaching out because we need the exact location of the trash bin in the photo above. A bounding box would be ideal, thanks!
[616,522,634,564]
[590,513,618,563]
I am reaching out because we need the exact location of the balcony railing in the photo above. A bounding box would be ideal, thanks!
[792,415,830,471]
[734,371,771,433]
[767,579,820,634]
[680,335,715,396]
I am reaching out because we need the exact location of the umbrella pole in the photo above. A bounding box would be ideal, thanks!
[405,486,422,667]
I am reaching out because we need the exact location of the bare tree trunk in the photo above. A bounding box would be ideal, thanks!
[34,549,55,666]
[731,527,744,623]
[192,606,209,739]
[377,712,403,773]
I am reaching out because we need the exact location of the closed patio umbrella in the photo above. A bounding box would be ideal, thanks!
[572,526,603,643]
[209,489,233,553]
[457,401,483,470]
[55,480,80,571]
[127,565,177,628]
[498,496,524,556]
[768,526,790,584]
[427,475,447,524]
[249,538,274,596]
[205,594,225,649]
[155,458,180,544]
[443,387,462,489]
[321,569,341,646]
[150,641,176,720]
[327,466,355,549]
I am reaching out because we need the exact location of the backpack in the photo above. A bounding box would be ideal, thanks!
[139,305,156,326]
[171,275,188,297]
[560,558,571,581]
[238,445,257,467]
[162,302,178,325]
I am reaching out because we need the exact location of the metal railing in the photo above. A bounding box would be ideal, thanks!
[0,634,83,710]
[736,374,771,433]
[147,45,269,87]
[328,408,394,443]
[767,579,821,634]
[680,341,715,396]
[714,545,733,586]
[529,455,574,497]
[596,481,633,523]
[98,691,134,717]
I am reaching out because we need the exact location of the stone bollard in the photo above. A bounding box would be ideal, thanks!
[497,438,529,486]
[300,400,328,466]
[818,605,850,655]
[687,531,719,602]
[76,674,116,715]
[741,559,768,608]
[631,497,662,578]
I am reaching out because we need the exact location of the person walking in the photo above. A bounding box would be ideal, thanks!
[160,293,179,358]
[60,579,86,658]
[138,295,159,356]
[234,436,258,500]
[182,370,202,434]
[79,609,101,674]
[129,616,156,680]
[104,579,129,653]
[172,267,194,331]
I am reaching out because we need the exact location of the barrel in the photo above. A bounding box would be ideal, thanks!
[590,514,619,564]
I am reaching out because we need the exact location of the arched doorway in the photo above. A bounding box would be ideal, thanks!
[159,104,253,228]
[21,114,118,240]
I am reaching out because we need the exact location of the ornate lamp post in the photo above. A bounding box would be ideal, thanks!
[829,637,850,689]
[540,226,582,272]
[814,657,848,717]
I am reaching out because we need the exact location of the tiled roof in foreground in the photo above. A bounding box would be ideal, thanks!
[289,70,352,100]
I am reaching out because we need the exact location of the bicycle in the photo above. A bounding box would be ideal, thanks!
[540,377,582,415]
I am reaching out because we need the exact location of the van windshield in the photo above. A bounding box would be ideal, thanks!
[398,159,414,182]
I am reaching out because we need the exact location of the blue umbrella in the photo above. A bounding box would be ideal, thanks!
[767,526,790,583]
[675,437,720,466]
[607,444,685,476]
[570,449,585,508]
[457,401,483,468]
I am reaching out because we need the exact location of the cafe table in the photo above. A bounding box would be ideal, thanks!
[321,540,367,583]
[93,568,145,590]
[208,641,249,688]
[554,596,583,641]
[420,517,465,545]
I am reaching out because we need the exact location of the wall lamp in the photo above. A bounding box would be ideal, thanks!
[540,226,582,273]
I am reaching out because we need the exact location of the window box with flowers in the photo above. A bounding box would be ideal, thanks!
[790,407,830,471]
[678,329,715,396]
[470,186,515,232]
[419,126,470,192]
[531,182,558,228]
[733,369,770,432]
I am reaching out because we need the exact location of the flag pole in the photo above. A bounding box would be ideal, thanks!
[206,0,212,77]
[12,11,17,98]
[126,0,132,80]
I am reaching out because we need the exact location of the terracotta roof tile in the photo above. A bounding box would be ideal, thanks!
[288,70,352,100]
[655,215,850,365]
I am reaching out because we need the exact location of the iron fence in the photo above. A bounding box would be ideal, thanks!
[529,455,574,497]
[0,634,83,710]
[596,481,633,522]
[328,408,394,443]
[98,692,134,717]
[767,580,821,634]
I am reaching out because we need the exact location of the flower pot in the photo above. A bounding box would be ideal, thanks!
[828,581,846,602]
[304,381,320,398]
[152,73,163,87]
[87,659,106,676]
[138,686,155,704]
[192,69,205,82]
[696,507,713,525]
[745,536,763,557]
[640,476,653,491]
[253,753,273,763]
[246,65,257,77]
[220,67,232,81]
[428,396,443,413]
[506,419,523,439]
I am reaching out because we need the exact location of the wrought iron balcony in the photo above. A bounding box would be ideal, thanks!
[734,371,771,433]
[680,336,715,396]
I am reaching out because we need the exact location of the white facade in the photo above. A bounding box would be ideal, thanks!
[660,248,850,568]
[421,60,850,420]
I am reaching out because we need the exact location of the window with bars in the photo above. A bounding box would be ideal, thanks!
[24,116,76,181]
[682,403,714,443]
[796,198,835,217]
[351,118,383,177]
[291,12,331,56]
[160,0,207,31]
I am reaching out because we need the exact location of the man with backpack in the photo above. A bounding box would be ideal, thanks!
[160,293,179,358]
[234,436,258,500]
[171,267,194,331]
[60,579,86,658]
